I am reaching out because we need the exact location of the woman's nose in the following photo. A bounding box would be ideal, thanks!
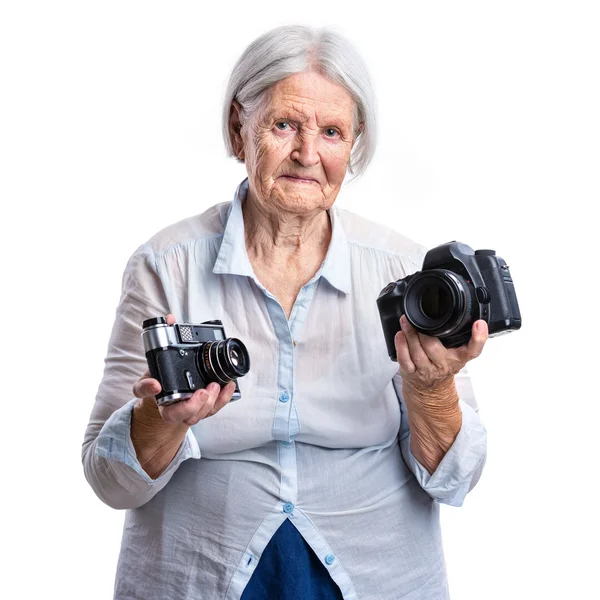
[291,133,320,167]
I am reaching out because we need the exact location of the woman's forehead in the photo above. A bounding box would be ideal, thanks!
[260,76,356,125]
[267,72,353,105]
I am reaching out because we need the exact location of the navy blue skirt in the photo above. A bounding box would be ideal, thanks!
[241,519,344,600]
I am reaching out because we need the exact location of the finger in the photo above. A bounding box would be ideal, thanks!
[417,332,447,368]
[208,381,237,416]
[166,313,177,325]
[183,383,224,425]
[133,375,161,399]
[462,320,488,362]
[395,330,416,374]
[200,383,236,420]
[159,386,214,424]
[160,381,224,425]
[400,315,430,370]
[193,383,225,422]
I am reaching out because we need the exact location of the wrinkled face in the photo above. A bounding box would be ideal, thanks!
[232,71,361,215]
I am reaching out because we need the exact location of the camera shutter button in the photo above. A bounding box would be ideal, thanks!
[475,286,492,304]
[474,249,496,256]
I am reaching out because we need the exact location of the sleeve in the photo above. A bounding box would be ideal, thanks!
[81,243,200,510]
[393,366,487,507]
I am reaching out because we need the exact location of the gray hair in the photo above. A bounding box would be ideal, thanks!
[221,25,377,182]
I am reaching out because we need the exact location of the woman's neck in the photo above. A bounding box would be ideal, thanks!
[242,190,332,272]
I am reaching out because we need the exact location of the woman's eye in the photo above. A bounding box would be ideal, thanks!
[324,128,339,138]
[275,122,290,131]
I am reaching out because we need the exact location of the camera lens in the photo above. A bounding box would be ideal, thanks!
[198,338,250,384]
[404,269,475,337]
[420,284,452,321]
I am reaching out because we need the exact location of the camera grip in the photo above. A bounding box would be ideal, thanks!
[146,347,199,401]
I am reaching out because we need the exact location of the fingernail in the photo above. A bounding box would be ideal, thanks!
[207,382,220,393]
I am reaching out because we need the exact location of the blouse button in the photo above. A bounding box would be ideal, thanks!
[325,554,335,565]
[279,392,290,403]
[283,503,294,513]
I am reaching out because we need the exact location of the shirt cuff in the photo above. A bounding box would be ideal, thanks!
[95,398,201,484]
[401,400,487,507]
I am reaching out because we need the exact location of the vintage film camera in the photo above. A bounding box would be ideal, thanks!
[377,241,522,360]
[142,317,251,406]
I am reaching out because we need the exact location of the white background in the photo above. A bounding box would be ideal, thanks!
[1,1,598,598]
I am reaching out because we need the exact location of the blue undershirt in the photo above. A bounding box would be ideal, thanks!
[241,519,344,600]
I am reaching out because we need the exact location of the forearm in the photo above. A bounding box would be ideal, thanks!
[131,397,190,479]
[394,369,487,507]
[83,398,201,510]
[402,376,462,475]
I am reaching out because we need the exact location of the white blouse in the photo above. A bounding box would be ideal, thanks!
[82,177,487,599]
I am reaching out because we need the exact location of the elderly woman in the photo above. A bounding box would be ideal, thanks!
[83,25,487,600]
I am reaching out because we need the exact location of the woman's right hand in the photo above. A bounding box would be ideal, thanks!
[132,314,237,427]
[130,314,237,478]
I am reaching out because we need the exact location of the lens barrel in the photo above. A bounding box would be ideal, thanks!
[404,269,475,338]
[198,338,251,384]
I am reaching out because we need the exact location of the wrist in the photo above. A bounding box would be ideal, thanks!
[131,398,189,459]
[403,379,462,474]
[402,376,460,417]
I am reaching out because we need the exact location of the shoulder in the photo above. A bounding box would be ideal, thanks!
[335,206,428,269]
[122,201,230,277]
[139,201,231,258]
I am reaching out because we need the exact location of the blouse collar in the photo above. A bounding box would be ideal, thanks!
[213,177,351,295]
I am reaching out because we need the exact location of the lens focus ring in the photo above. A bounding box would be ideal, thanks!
[199,338,250,384]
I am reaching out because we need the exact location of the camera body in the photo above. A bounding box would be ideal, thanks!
[142,317,251,407]
[377,242,521,360]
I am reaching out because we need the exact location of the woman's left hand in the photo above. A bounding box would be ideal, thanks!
[395,315,489,394]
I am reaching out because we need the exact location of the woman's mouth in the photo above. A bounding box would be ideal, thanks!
[281,175,317,183]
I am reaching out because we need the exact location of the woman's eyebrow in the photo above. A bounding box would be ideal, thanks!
[267,111,351,130]
[266,110,304,122]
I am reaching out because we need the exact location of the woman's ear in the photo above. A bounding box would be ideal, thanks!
[229,100,245,161]
[350,122,364,151]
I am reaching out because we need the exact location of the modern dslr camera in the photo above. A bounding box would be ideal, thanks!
[376,241,522,360]
[141,317,251,407]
